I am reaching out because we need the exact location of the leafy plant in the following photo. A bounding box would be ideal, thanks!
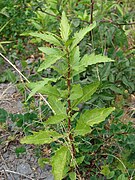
[20,12,115,179]
[0,108,8,123]
[0,20,11,52]
[15,146,26,157]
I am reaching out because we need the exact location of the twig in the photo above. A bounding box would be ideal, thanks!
[102,153,130,177]
[0,53,55,114]
[0,153,15,180]
[37,7,60,19]
[0,83,14,100]
[0,169,34,180]
[71,17,135,26]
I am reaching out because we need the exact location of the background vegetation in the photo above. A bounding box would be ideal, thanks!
[0,0,135,179]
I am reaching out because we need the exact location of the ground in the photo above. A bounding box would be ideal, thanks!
[0,83,54,180]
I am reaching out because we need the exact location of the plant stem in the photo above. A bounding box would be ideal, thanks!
[90,0,94,40]
[66,48,71,131]
[66,48,75,155]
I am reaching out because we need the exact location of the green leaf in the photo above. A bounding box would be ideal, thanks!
[76,156,85,165]
[101,165,110,176]
[5,69,16,82]
[70,22,96,50]
[112,4,124,16]
[38,47,63,56]
[20,130,62,145]
[74,119,91,136]
[99,92,114,101]
[15,146,26,157]
[79,107,115,127]
[38,54,63,72]
[72,81,100,107]
[69,172,76,180]
[44,114,67,125]
[70,46,80,70]
[79,53,114,69]
[70,84,83,100]
[48,96,66,115]
[52,146,70,180]
[117,174,128,180]
[73,54,114,76]
[109,85,123,94]
[27,83,60,98]
[0,108,8,123]
[27,78,56,101]
[30,32,62,46]
[60,11,70,42]
[40,84,60,97]
[52,59,68,75]
[107,171,115,179]
[58,89,68,99]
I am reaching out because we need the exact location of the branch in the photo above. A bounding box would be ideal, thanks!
[0,169,34,180]
[36,6,60,20]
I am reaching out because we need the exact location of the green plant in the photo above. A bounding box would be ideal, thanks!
[15,146,26,157]
[0,20,11,52]
[0,108,8,124]
[20,12,115,180]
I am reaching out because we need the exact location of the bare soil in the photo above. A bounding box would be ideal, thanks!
[0,83,54,180]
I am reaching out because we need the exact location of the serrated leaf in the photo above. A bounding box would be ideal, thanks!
[20,130,62,145]
[48,96,66,115]
[30,32,62,46]
[27,83,60,98]
[70,46,80,69]
[60,11,70,42]
[72,81,100,107]
[38,54,63,72]
[79,53,114,69]
[27,78,57,101]
[38,47,63,56]
[70,84,83,100]
[73,54,114,76]
[53,59,68,75]
[70,22,96,50]
[52,146,70,180]
[80,107,115,127]
[45,114,67,125]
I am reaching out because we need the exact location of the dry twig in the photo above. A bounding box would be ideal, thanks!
[0,53,55,114]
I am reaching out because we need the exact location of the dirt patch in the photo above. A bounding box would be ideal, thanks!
[0,83,54,180]
[0,83,23,114]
